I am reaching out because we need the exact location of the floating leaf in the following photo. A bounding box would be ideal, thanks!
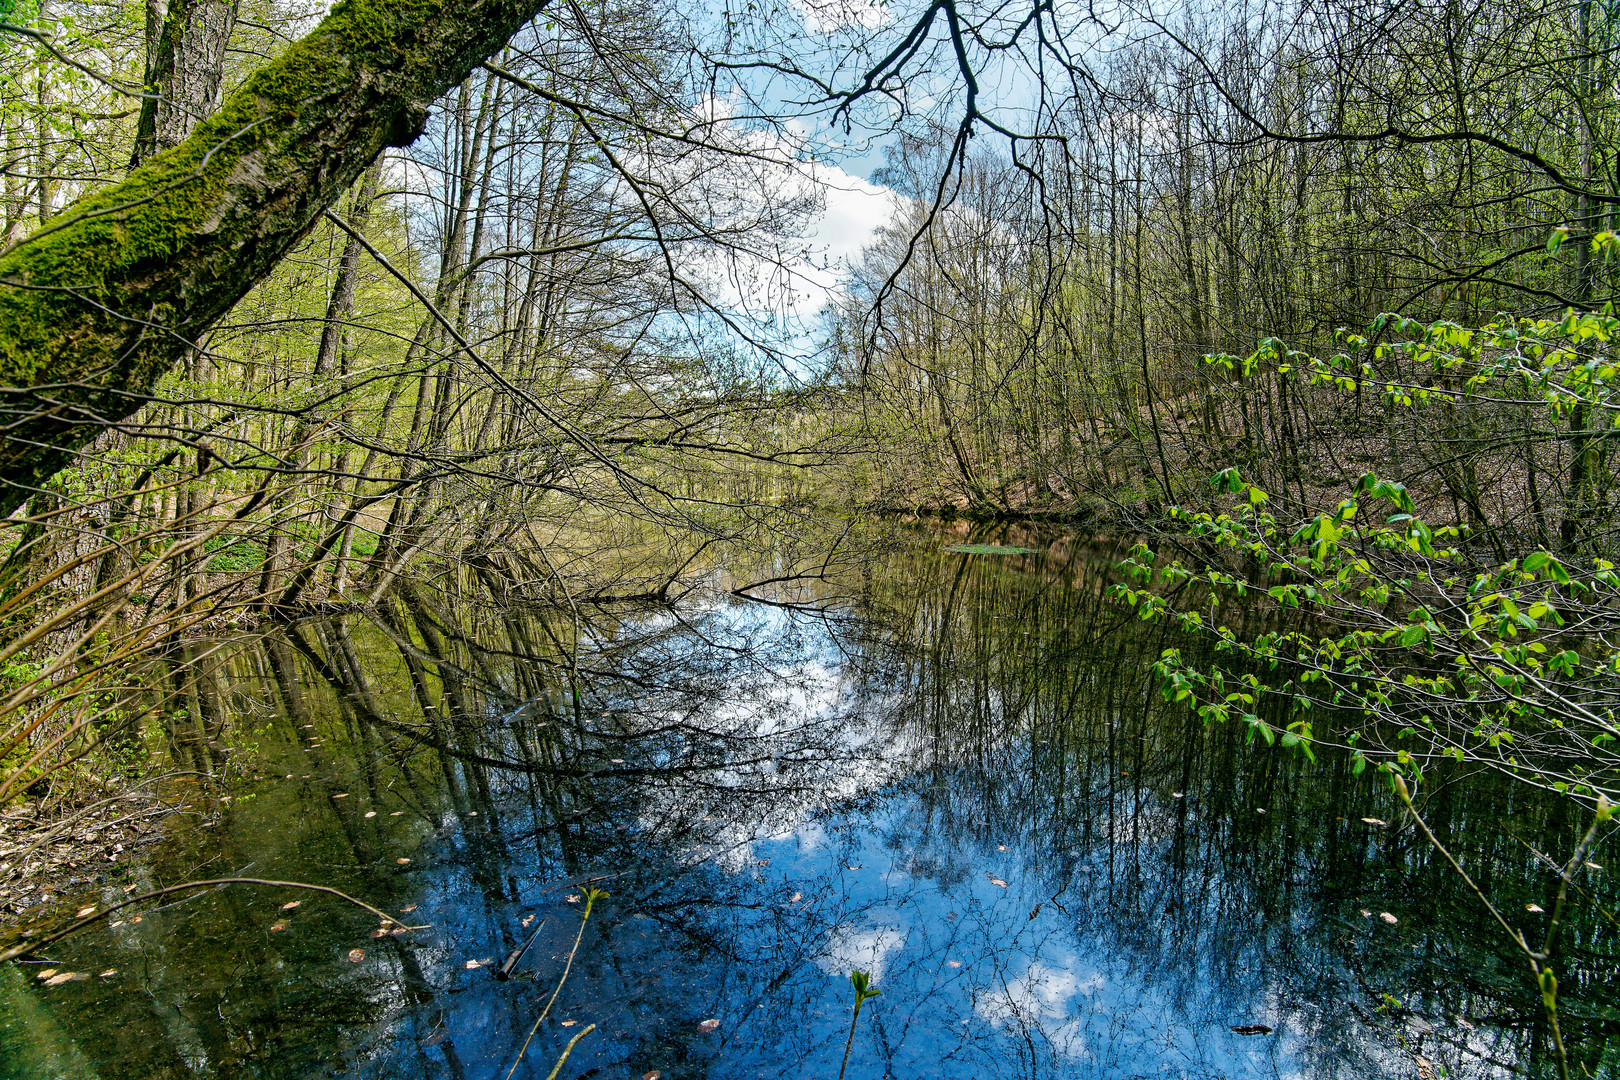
[1231,1024,1273,1036]
[610,758,625,764]
[35,969,56,980]
[1361,817,1389,826]
[566,894,581,903]
[400,904,417,913]
[643,1072,663,1080]
[560,1020,577,1027]
[943,544,1037,555]
[697,1018,720,1033]
[789,892,802,903]
[334,793,349,799]
[364,811,377,819]
[1526,903,1545,913]
[44,972,82,986]
[391,811,404,817]
[845,864,861,871]
[98,969,117,978]
[282,900,301,910]
[75,905,95,918]
[1380,912,1399,924]
[270,921,288,932]
[348,948,365,963]
[946,960,961,968]
[397,858,411,865]
[521,914,535,928]
[370,928,389,938]
[996,844,1009,851]
[987,875,1009,888]
[465,959,484,969]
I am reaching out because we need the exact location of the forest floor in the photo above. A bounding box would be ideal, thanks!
[0,783,185,925]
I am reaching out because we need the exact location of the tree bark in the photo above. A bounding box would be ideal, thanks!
[130,0,241,168]
[0,0,553,516]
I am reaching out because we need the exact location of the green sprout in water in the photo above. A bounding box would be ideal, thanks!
[838,969,881,1080]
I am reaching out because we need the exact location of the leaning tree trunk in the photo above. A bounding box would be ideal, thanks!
[0,0,555,517]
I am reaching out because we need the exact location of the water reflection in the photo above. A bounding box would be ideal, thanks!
[3,528,1615,1079]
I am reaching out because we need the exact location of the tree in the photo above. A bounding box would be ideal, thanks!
[0,0,552,516]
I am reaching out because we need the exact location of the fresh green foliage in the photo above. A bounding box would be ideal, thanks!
[1114,303,1620,805]
[838,969,880,1080]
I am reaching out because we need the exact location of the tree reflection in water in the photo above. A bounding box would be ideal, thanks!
[2,531,1614,1079]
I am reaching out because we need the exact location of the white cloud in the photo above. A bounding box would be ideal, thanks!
[798,0,896,33]
[817,923,908,982]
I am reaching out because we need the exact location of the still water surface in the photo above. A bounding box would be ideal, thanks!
[2,529,1613,1079]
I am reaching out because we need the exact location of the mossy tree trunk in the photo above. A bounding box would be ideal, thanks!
[0,0,552,517]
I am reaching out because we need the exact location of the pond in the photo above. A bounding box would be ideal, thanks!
[1,526,1614,1079]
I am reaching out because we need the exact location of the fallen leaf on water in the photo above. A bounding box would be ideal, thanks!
[270,921,288,932]
[75,905,95,918]
[845,864,862,871]
[464,959,484,969]
[1586,861,1604,871]
[397,858,411,865]
[391,811,404,817]
[757,858,769,866]
[1230,1024,1273,1036]
[610,758,625,764]
[1361,817,1388,826]
[334,793,349,799]
[697,1018,720,1033]
[99,969,116,978]
[467,811,477,816]
[391,927,409,936]
[282,900,301,910]
[1171,792,1184,799]
[987,874,1008,888]
[643,1072,662,1080]
[1359,909,1373,918]
[36,969,56,980]
[1455,1015,1475,1030]
[521,914,535,928]
[128,916,141,924]
[364,811,377,819]
[348,948,364,963]
[560,1020,578,1027]
[370,928,389,938]
[789,892,802,903]
[400,903,417,913]
[122,884,138,893]
[108,921,123,928]
[1380,912,1399,924]
[1526,903,1545,913]
[44,972,82,986]
[996,845,1009,851]
[566,894,581,903]
[946,960,961,968]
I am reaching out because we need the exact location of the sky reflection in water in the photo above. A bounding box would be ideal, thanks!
[2,532,1608,1079]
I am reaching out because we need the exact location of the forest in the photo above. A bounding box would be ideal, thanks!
[0,0,1617,1077]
